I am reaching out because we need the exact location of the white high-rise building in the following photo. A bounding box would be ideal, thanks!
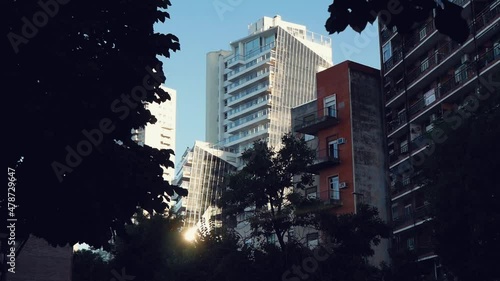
[132,85,176,182]
[206,15,333,157]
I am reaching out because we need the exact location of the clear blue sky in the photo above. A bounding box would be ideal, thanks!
[154,0,382,169]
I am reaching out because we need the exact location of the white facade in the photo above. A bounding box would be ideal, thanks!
[206,15,333,159]
[132,85,176,182]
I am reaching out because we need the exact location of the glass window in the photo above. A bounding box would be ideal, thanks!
[324,95,337,117]
[245,37,260,56]
[329,176,340,200]
[420,58,429,72]
[400,140,408,153]
[264,35,275,46]
[328,140,339,158]
[424,89,436,106]
[383,42,392,63]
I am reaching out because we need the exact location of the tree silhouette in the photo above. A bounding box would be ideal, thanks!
[325,0,470,43]
[3,0,185,261]
[218,133,319,252]
[423,88,500,281]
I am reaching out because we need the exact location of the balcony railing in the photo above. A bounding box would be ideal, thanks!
[386,47,499,131]
[384,2,499,74]
[391,242,435,258]
[387,111,407,134]
[307,148,340,174]
[390,170,427,197]
[393,204,432,228]
[311,190,343,207]
[226,41,276,65]
[293,108,339,135]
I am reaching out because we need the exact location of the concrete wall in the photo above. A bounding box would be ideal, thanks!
[7,235,72,281]
[206,50,230,144]
[291,99,317,132]
[349,63,390,265]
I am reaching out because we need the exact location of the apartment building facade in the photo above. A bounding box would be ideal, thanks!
[291,61,389,264]
[206,15,333,159]
[379,0,499,279]
[171,141,237,228]
[131,85,177,182]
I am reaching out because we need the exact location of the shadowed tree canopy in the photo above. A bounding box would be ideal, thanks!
[423,88,500,280]
[218,133,319,252]
[72,249,112,281]
[325,0,470,43]
[3,0,185,251]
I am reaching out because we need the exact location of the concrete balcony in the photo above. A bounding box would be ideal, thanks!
[307,148,340,174]
[384,0,498,97]
[293,108,339,135]
[393,204,433,233]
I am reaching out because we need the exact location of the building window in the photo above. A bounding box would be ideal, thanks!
[402,175,411,186]
[329,176,340,200]
[392,204,399,221]
[407,237,415,250]
[324,95,337,117]
[419,27,427,40]
[306,233,319,249]
[400,140,408,154]
[245,37,260,56]
[404,204,412,217]
[424,89,436,106]
[264,35,275,46]
[383,42,392,63]
[455,64,468,83]
[328,140,339,159]
[420,58,429,72]
[306,186,317,199]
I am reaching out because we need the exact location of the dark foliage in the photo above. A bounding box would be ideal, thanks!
[326,0,469,43]
[423,86,500,280]
[3,0,184,252]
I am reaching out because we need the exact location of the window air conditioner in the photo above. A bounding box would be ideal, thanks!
[337,138,346,144]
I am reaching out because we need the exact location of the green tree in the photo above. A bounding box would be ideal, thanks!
[325,0,470,43]
[72,249,112,281]
[3,0,185,268]
[313,204,390,281]
[218,133,318,252]
[111,212,184,281]
[422,88,500,280]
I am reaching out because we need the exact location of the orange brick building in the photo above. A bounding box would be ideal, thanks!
[292,60,389,264]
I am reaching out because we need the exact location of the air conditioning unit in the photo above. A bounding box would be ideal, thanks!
[339,182,347,189]
[430,113,438,122]
[337,138,346,144]
[461,54,470,64]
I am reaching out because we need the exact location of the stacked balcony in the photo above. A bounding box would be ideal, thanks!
[306,147,340,174]
[293,107,339,135]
